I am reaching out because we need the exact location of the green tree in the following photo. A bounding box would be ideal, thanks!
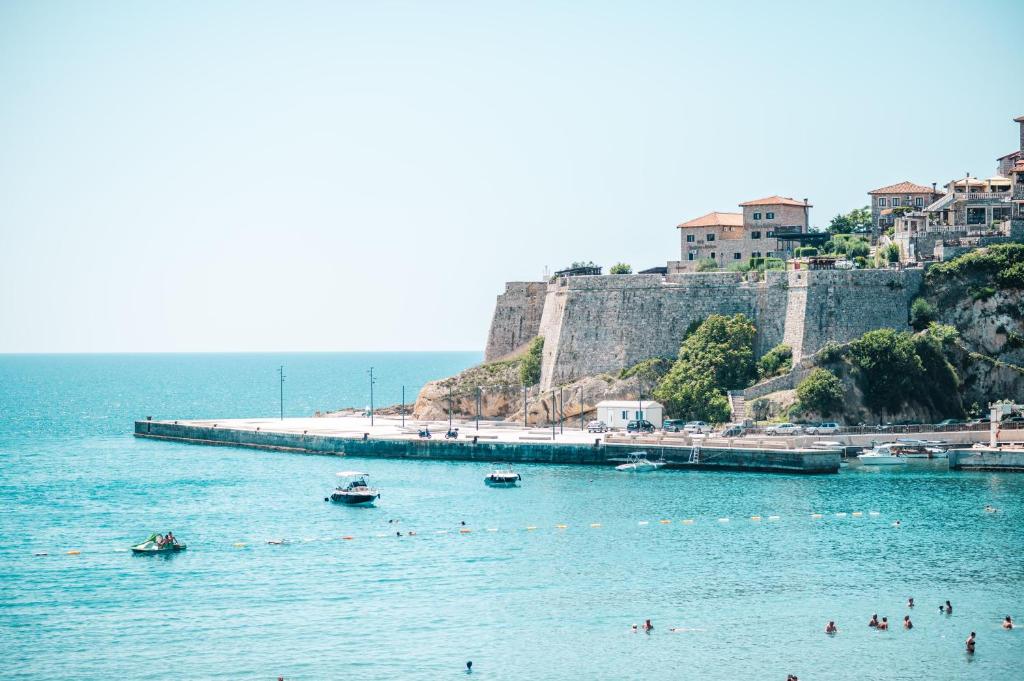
[519,336,544,386]
[609,262,632,274]
[848,329,923,420]
[828,206,873,235]
[909,298,937,331]
[794,246,819,257]
[695,258,718,272]
[796,368,845,417]
[654,314,756,420]
[884,243,901,263]
[757,344,792,379]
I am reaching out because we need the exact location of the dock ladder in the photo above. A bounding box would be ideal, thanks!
[689,444,701,464]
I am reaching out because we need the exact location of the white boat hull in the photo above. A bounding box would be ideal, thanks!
[615,462,664,472]
[857,455,907,466]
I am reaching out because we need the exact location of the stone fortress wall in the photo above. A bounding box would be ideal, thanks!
[484,269,924,391]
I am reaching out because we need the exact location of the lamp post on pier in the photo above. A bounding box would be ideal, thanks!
[368,367,376,426]
[278,365,285,420]
[448,384,453,432]
[476,386,481,431]
[401,385,405,428]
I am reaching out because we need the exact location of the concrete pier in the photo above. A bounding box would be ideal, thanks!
[134,416,840,474]
[948,447,1024,471]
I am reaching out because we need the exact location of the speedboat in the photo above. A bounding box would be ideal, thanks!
[329,472,380,506]
[615,452,665,472]
[893,439,947,458]
[131,533,186,554]
[857,444,908,465]
[484,463,521,487]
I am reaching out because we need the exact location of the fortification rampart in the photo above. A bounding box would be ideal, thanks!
[484,282,547,361]
[482,269,924,391]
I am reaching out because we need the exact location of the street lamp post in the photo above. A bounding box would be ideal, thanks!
[401,385,405,428]
[551,390,556,440]
[278,365,285,420]
[448,384,453,432]
[369,367,376,427]
[476,386,481,431]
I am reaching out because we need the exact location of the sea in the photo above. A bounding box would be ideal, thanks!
[0,352,1021,680]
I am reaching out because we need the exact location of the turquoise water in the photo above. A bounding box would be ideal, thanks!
[1,354,1022,680]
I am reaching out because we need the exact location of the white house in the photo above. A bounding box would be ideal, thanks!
[595,400,664,429]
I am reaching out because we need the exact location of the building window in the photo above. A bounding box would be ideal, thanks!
[686,234,695,242]
[878,198,887,207]
[892,198,900,207]
[635,411,643,420]
[915,197,923,206]
[752,251,762,258]
[621,411,629,420]
[733,252,741,260]
[766,252,774,258]
[753,212,762,220]
[687,252,694,261]
[710,252,716,259]
[766,230,775,238]
[766,212,775,220]
[751,231,761,239]
[706,234,715,242]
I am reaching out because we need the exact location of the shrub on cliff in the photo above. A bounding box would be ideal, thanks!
[695,258,718,272]
[796,368,844,417]
[794,246,819,258]
[757,344,792,379]
[519,336,544,386]
[609,263,632,274]
[910,298,937,331]
[848,329,923,420]
[926,244,1024,288]
[653,314,756,421]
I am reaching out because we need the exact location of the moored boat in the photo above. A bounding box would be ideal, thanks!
[329,472,380,505]
[484,463,521,487]
[615,452,665,472]
[857,444,908,465]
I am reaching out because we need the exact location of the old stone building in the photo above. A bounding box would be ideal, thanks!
[671,196,810,272]
[867,181,941,236]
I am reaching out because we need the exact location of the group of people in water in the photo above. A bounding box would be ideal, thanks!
[825,597,1013,654]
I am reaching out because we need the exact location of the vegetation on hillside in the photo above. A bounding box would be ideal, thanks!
[757,343,792,379]
[609,263,632,274]
[827,206,872,234]
[795,368,844,416]
[653,314,756,422]
[519,336,544,386]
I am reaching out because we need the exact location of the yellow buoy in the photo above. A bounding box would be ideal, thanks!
[66,550,81,555]
[555,524,568,529]
[342,535,354,540]
[460,528,472,534]
[525,526,536,531]
[233,543,246,548]
[590,523,602,528]
[659,519,672,524]
[852,511,863,517]
[751,515,762,521]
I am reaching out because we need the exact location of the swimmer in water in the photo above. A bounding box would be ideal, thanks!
[984,505,998,513]
[643,619,653,632]
[907,597,915,609]
[904,615,913,630]
[631,624,638,632]
[878,617,889,631]
[945,600,953,615]
[892,520,901,527]
[1003,616,1013,630]
[966,631,976,654]
[825,621,838,634]
[868,614,879,628]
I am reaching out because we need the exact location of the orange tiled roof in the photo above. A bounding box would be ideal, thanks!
[868,181,935,195]
[738,195,810,207]
[1012,160,1024,174]
[677,211,743,228]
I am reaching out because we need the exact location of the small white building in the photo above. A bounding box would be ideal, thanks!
[595,400,664,429]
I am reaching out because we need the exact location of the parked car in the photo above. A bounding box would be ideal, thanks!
[718,424,746,438]
[683,421,709,434]
[627,419,655,433]
[805,422,839,435]
[586,420,609,433]
[937,419,962,426]
[765,423,803,436]
[663,419,687,432]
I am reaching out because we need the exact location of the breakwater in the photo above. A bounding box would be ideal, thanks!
[948,447,1024,471]
[134,420,840,474]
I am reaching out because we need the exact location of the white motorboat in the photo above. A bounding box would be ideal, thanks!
[615,452,665,472]
[893,439,947,458]
[329,471,380,505]
[857,444,908,466]
[484,463,521,487]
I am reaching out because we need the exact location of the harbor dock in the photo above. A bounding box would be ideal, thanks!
[947,447,1024,471]
[134,415,841,474]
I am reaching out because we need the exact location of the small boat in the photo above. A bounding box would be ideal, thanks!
[857,444,908,466]
[131,534,186,554]
[893,439,947,458]
[329,471,380,506]
[615,452,665,472]
[484,463,521,487]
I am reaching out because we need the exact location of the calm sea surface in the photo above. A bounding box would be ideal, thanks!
[1,353,1022,680]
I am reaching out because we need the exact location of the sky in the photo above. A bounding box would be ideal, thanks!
[1,0,1022,353]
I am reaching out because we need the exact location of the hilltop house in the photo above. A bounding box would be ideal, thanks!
[670,196,811,272]
[867,181,941,237]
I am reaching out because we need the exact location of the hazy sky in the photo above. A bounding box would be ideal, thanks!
[1,1,1022,353]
